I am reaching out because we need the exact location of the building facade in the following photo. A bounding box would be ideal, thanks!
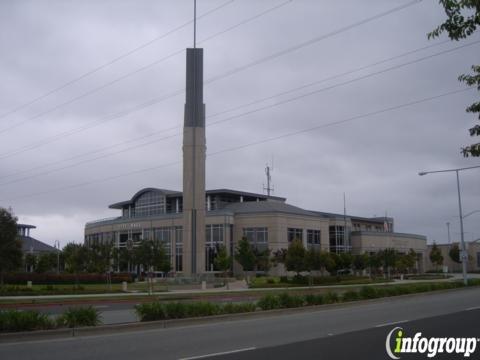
[84,188,427,274]
[425,241,480,273]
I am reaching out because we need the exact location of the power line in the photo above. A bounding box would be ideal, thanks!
[0,0,420,151]
[0,39,476,182]
[0,39,449,180]
[0,0,235,123]
[0,86,472,202]
[0,0,292,136]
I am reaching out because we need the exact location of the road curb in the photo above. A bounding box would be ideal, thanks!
[0,285,478,343]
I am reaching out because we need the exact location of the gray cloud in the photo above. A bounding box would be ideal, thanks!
[0,0,479,248]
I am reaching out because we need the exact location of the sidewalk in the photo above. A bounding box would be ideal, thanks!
[1,276,473,301]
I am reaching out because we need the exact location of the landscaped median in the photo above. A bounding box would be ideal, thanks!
[134,279,480,321]
[2,279,479,333]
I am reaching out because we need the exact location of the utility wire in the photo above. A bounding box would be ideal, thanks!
[0,86,471,202]
[0,38,448,180]
[0,0,292,136]
[0,0,419,148]
[0,0,234,122]
[0,39,476,182]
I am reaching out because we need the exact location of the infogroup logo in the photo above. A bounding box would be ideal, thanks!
[385,327,479,359]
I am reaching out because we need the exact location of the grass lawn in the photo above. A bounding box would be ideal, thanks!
[249,275,392,288]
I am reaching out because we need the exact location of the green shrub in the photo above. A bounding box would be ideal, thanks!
[136,301,257,322]
[135,302,166,321]
[185,302,222,317]
[0,310,55,332]
[57,306,101,328]
[304,294,324,306]
[222,302,256,314]
[163,302,188,319]
[341,290,360,302]
[359,286,378,299]
[257,294,281,310]
[277,293,304,308]
[323,292,339,304]
[266,278,276,284]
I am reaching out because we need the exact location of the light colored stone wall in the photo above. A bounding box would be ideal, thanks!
[425,242,480,272]
[232,213,330,251]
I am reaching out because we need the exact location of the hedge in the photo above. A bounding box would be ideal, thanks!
[2,273,133,285]
[0,306,103,333]
[56,306,101,328]
[135,301,256,321]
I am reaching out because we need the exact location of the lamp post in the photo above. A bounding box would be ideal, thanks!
[419,164,480,286]
[446,222,451,244]
[54,240,60,274]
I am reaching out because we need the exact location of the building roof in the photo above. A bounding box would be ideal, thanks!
[223,201,317,217]
[20,236,58,254]
[17,223,36,229]
[108,187,285,209]
[308,210,393,223]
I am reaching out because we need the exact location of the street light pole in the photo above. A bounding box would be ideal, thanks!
[455,170,468,286]
[419,164,480,286]
[446,222,451,244]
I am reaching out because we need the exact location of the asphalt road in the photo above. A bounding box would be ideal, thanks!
[0,287,479,360]
[217,309,480,360]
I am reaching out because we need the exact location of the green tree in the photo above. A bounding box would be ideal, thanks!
[367,252,382,276]
[284,239,306,275]
[254,248,271,273]
[24,253,37,273]
[325,252,340,275]
[381,248,398,278]
[429,1,480,156]
[152,241,171,274]
[338,252,353,272]
[86,243,113,273]
[35,253,58,273]
[62,243,87,286]
[0,208,23,284]
[214,245,232,277]
[305,248,323,285]
[429,243,444,270]
[353,253,368,275]
[405,249,418,272]
[449,243,462,263]
[235,237,256,273]
[395,254,410,275]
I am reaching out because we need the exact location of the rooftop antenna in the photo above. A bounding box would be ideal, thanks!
[343,192,350,250]
[263,158,274,196]
[193,0,197,48]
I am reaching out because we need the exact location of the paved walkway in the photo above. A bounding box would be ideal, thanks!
[1,274,477,301]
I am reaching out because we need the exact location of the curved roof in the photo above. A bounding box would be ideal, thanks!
[109,188,180,209]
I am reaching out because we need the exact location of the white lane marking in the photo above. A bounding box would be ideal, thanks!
[178,347,256,360]
[375,320,408,328]
[465,306,480,311]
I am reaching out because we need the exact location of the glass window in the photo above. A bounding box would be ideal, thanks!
[205,224,224,271]
[243,227,268,251]
[175,227,183,272]
[134,191,166,217]
[329,226,350,253]
[287,228,303,243]
[307,229,321,247]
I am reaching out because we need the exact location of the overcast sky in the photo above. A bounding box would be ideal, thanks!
[0,0,479,248]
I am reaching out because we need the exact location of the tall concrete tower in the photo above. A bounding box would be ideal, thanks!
[182,47,206,275]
